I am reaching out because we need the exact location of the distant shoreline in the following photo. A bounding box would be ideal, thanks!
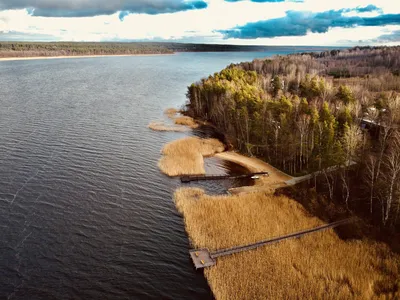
[0,53,174,62]
[0,42,338,63]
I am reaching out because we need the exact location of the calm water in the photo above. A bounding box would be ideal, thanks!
[0,49,321,299]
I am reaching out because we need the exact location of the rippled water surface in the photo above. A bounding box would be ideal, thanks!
[0,50,314,299]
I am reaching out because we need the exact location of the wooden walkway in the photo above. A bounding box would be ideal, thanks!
[181,172,269,183]
[189,218,355,269]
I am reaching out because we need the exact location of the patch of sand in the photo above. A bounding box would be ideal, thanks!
[215,152,292,194]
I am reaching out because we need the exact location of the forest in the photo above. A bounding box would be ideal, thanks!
[0,42,312,58]
[186,46,400,232]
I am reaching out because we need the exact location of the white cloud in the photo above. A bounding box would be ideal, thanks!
[0,0,399,45]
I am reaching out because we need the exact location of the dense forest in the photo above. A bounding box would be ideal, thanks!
[0,42,327,58]
[186,46,400,230]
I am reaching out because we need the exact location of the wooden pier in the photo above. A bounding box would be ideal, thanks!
[180,172,269,183]
[189,218,355,269]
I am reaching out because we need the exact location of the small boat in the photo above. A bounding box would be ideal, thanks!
[251,176,260,179]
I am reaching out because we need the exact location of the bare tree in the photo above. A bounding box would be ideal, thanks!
[376,125,393,181]
[343,124,362,165]
[382,132,400,224]
[323,169,335,200]
[365,155,378,214]
[394,179,400,224]
[296,114,310,171]
[340,170,350,208]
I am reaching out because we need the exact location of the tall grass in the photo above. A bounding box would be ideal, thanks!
[158,137,225,176]
[175,188,400,299]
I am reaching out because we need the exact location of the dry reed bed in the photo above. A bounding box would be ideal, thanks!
[165,107,199,128]
[158,137,225,176]
[148,108,199,132]
[175,188,400,299]
[164,107,179,118]
[148,121,188,132]
[173,116,199,128]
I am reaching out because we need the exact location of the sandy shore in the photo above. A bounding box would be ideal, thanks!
[0,53,173,62]
[215,152,292,194]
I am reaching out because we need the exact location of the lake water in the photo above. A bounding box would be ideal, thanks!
[0,49,322,299]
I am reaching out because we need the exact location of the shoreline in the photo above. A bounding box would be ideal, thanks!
[0,53,174,62]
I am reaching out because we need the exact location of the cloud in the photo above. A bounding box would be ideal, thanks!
[353,4,382,13]
[0,0,208,17]
[218,7,400,39]
[0,30,57,41]
[373,29,400,43]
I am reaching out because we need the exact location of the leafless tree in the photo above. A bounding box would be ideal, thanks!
[365,155,378,214]
[296,114,310,171]
[340,171,350,208]
[382,132,400,224]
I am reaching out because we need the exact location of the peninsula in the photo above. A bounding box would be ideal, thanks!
[165,46,400,299]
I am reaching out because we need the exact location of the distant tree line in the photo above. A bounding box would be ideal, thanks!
[0,42,173,57]
[186,46,400,228]
[0,42,326,58]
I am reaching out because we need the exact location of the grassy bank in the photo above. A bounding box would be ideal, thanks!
[158,137,225,176]
[175,188,400,299]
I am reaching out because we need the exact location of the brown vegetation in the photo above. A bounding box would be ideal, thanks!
[158,137,225,176]
[164,108,179,118]
[175,188,400,299]
[163,107,199,128]
[173,116,199,128]
[148,121,187,132]
[148,108,198,132]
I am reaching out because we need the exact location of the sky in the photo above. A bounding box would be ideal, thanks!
[0,0,399,45]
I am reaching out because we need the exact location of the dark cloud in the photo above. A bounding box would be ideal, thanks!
[218,7,400,39]
[353,4,382,13]
[373,30,400,43]
[0,0,208,17]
